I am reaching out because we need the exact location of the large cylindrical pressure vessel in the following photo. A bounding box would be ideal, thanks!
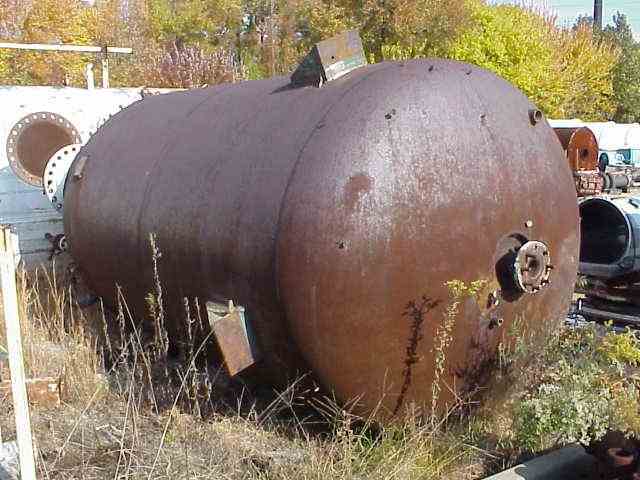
[63,59,579,418]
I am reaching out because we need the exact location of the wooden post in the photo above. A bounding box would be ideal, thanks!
[0,227,36,480]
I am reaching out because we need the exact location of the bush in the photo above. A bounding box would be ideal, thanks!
[512,325,640,452]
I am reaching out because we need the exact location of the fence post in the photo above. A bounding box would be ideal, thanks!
[0,227,36,480]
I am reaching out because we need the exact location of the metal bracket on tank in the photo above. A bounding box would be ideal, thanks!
[291,30,366,87]
[206,300,261,376]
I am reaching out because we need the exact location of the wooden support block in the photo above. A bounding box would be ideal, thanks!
[0,377,61,407]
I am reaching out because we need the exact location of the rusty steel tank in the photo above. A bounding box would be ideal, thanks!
[553,126,599,172]
[62,42,580,419]
[552,125,604,196]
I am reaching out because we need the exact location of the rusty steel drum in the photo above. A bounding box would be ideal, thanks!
[553,126,599,172]
[63,59,580,419]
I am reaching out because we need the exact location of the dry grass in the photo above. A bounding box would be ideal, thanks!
[0,265,517,480]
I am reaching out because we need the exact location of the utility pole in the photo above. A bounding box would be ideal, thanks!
[594,0,603,31]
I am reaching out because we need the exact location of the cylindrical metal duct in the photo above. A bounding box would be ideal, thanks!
[63,59,580,419]
[579,196,640,280]
[603,172,632,192]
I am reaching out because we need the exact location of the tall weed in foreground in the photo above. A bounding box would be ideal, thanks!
[431,280,487,423]
[0,258,548,478]
[12,264,105,402]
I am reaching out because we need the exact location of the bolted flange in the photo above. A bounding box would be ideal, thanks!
[514,240,553,294]
[43,143,82,213]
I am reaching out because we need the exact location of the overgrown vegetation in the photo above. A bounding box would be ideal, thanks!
[0,270,497,479]
[3,267,639,479]
[0,0,634,121]
[601,13,640,123]
[512,324,640,452]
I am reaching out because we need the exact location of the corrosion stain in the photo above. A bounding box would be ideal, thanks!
[343,173,373,213]
[451,342,500,402]
[393,295,440,416]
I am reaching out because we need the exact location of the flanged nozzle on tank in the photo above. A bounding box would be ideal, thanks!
[514,240,553,293]
[43,143,82,213]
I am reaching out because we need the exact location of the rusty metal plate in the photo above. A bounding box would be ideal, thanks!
[553,126,599,172]
[568,127,599,171]
[316,30,366,81]
[291,30,366,86]
[0,376,61,407]
[574,171,604,196]
[207,302,260,376]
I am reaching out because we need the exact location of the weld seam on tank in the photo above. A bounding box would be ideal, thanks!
[132,91,227,276]
[64,57,580,420]
[273,62,396,300]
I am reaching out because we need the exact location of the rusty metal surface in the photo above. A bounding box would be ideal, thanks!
[553,126,599,172]
[64,59,580,419]
[291,30,366,87]
[207,301,261,376]
[574,171,604,197]
[0,376,61,407]
[6,112,80,187]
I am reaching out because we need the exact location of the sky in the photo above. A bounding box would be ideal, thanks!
[492,1,640,38]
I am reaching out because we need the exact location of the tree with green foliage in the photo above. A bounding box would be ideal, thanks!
[449,3,617,120]
[449,3,563,113]
[601,12,640,123]
[0,0,626,124]
[299,0,474,63]
[238,0,306,78]
[556,25,619,120]
[146,0,242,47]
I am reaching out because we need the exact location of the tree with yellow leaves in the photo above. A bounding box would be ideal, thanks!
[17,0,95,85]
[449,3,618,120]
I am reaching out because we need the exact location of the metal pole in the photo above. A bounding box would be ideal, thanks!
[101,51,109,89]
[0,228,36,480]
[594,0,603,31]
[0,42,132,54]
[0,42,131,89]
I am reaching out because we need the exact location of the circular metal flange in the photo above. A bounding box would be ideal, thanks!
[514,240,552,294]
[6,112,81,187]
[43,143,82,213]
